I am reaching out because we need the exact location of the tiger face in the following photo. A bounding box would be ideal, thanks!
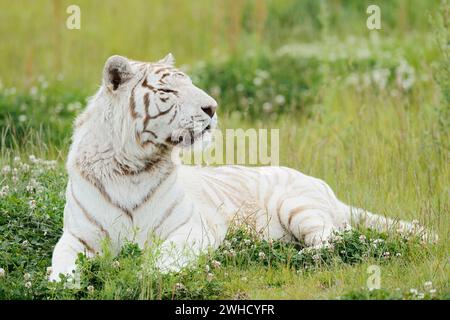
[101,54,218,155]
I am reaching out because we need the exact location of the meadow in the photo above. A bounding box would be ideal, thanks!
[0,0,448,299]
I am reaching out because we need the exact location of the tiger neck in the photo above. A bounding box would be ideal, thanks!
[71,130,181,212]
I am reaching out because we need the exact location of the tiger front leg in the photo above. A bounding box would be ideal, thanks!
[154,225,216,273]
[49,231,96,282]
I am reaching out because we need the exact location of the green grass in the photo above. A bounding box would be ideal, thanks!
[0,0,449,300]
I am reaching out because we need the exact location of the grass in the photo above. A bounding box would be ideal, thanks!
[0,0,449,300]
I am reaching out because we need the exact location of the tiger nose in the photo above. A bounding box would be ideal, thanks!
[201,104,217,118]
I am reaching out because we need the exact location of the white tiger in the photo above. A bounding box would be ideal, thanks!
[49,54,432,281]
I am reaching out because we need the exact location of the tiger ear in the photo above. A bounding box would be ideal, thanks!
[103,55,134,91]
[158,53,175,66]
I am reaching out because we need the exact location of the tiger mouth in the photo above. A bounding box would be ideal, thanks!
[168,125,213,146]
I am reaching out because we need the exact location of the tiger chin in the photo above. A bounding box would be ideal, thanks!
[49,54,436,281]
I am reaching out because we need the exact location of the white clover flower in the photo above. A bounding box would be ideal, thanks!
[228,249,236,258]
[87,285,95,293]
[396,60,415,90]
[372,68,390,89]
[262,102,273,113]
[0,268,5,277]
[18,115,27,123]
[29,85,38,96]
[206,273,214,282]
[383,251,390,257]
[25,281,32,289]
[112,260,120,268]
[46,267,53,276]
[359,235,367,242]
[312,254,320,261]
[274,95,286,105]
[258,252,266,260]
[29,200,37,209]
[24,273,31,281]
[236,84,245,92]
[396,252,402,257]
[417,293,425,299]
[255,69,269,79]
[0,185,10,197]
[22,240,29,246]
[253,77,263,86]
[211,260,221,269]
[175,282,185,290]
[205,264,210,273]
[241,276,248,282]
[2,165,11,174]
[409,288,418,295]
[424,281,433,289]
[429,289,437,294]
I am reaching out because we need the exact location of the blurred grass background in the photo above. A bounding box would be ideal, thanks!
[0,0,441,89]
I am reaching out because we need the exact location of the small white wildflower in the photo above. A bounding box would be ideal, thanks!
[24,273,31,281]
[429,289,437,294]
[87,285,95,293]
[0,185,10,197]
[175,282,185,290]
[409,288,418,295]
[241,276,248,282]
[228,249,236,258]
[359,235,367,242]
[262,102,273,113]
[26,185,35,193]
[312,254,320,261]
[22,240,29,246]
[383,251,390,257]
[253,77,263,86]
[29,200,36,209]
[205,264,210,273]
[243,239,251,246]
[258,252,266,260]
[206,273,214,282]
[46,267,52,276]
[112,260,120,268]
[25,281,32,289]
[2,165,11,174]
[417,293,425,299]
[274,94,286,105]
[18,115,27,122]
[395,252,402,257]
[0,268,5,277]
[211,260,221,269]
[236,84,245,92]
[424,281,433,289]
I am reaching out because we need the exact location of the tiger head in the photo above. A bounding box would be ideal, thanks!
[93,54,218,159]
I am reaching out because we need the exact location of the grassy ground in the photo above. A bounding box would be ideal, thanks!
[0,0,448,299]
